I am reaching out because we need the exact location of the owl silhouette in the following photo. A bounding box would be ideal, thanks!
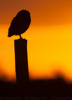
[8,10,31,39]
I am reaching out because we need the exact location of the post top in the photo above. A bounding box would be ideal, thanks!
[14,39,27,41]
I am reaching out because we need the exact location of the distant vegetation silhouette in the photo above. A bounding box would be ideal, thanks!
[8,10,31,39]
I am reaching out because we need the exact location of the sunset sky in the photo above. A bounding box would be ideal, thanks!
[0,0,72,83]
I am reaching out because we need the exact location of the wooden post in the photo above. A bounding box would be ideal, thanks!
[14,39,29,85]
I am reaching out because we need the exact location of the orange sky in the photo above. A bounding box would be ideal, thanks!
[0,0,72,25]
[0,0,72,83]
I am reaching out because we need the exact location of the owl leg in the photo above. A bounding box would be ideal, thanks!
[19,34,22,39]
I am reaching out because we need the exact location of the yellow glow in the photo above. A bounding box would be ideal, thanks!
[0,24,72,82]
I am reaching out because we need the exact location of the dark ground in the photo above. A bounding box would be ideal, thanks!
[0,77,72,100]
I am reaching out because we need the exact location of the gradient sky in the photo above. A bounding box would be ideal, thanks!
[0,0,72,25]
[0,0,72,83]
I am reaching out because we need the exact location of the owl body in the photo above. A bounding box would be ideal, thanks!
[8,10,31,37]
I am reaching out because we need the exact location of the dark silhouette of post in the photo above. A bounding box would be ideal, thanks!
[14,39,29,84]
